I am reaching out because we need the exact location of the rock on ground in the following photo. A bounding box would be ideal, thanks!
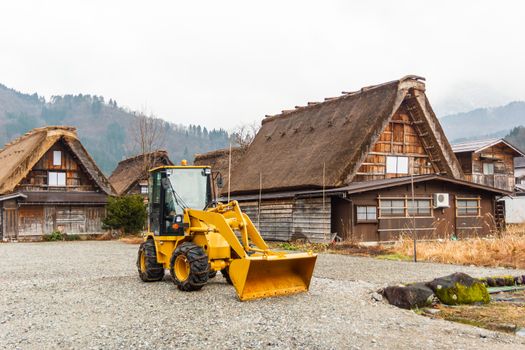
[0,241,524,349]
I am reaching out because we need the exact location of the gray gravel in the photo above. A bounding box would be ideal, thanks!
[1,241,524,349]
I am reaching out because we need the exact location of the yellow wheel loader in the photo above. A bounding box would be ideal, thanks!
[136,164,317,301]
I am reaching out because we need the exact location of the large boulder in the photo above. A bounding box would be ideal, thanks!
[382,283,436,309]
[426,273,490,305]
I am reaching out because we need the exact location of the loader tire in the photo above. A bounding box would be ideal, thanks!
[137,240,164,282]
[170,242,209,291]
[221,267,233,285]
[208,270,217,279]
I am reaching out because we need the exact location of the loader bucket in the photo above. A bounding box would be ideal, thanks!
[228,253,317,301]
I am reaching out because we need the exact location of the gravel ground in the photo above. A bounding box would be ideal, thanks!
[1,241,525,349]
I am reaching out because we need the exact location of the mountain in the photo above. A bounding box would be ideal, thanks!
[0,84,230,174]
[439,101,525,143]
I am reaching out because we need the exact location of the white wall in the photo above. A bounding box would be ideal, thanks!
[503,196,525,224]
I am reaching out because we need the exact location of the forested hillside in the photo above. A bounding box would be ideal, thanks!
[0,84,230,174]
[506,126,525,152]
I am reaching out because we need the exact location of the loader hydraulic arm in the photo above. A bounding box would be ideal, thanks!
[209,201,269,252]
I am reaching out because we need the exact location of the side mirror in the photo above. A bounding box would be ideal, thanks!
[161,178,170,190]
[216,174,224,189]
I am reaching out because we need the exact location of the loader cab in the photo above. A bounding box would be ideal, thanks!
[149,165,213,236]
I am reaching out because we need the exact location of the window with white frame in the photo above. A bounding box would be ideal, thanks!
[379,199,405,217]
[356,206,377,222]
[48,172,66,187]
[483,162,494,175]
[407,199,432,216]
[140,185,148,194]
[53,151,62,166]
[379,197,433,218]
[456,198,480,216]
[386,156,409,174]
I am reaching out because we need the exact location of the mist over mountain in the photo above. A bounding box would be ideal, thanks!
[0,84,230,174]
[439,101,525,143]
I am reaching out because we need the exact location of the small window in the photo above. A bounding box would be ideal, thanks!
[456,198,480,216]
[407,199,432,216]
[48,172,66,187]
[386,156,409,174]
[356,206,377,222]
[380,199,405,217]
[53,151,62,166]
[483,163,494,175]
[140,185,148,194]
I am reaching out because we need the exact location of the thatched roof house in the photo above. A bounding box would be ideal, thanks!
[0,126,113,195]
[0,126,114,240]
[198,76,509,243]
[194,147,244,197]
[109,150,173,196]
[229,75,462,195]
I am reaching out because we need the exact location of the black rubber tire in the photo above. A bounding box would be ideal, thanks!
[137,240,164,282]
[170,242,209,291]
[221,266,233,285]
[208,270,217,279]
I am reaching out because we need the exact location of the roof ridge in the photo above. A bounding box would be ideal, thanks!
[117,149,169,165]
[0,126,78,152]
[194,147,242,159]
[261,75,424,126]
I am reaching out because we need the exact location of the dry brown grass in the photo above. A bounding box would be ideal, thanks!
[392,225,525,269]
[434,302,525,333]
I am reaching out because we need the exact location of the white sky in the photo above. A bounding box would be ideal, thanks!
[0,1,524,130]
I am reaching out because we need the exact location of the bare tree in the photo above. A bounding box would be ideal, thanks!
[131,112,167,173]
[231,121,260,150]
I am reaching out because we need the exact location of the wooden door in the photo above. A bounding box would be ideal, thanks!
[3,208,18,240]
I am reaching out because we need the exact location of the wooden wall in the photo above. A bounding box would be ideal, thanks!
[3,204,106,239]
[457,144,516,192]
[355,105,437,181]
[240,197,331,243]
[334,180,497,242]
[17,141,98,192]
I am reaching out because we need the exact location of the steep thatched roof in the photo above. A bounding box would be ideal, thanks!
[228,75,462,194]
[0,126,114,195]
[109,150,173,196]
[194,147,244,194]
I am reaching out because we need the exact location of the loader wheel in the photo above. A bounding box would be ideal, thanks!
[170,242,209,291]
[221,267,233,285]
[208,270,217,279]
[137,240,164,282]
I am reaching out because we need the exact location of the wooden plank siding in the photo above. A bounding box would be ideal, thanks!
[292,197,331,243]
[239,197,331,243]
[354,106,437,182]
[343,180,498,242]
[17,140,98,192]
[458,143,516,192]
[16,205,106,237]
[240,200,293,241]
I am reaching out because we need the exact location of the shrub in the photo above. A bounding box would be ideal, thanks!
[102,195,147,234]
[43,230,64,241]
[278,242,299,251]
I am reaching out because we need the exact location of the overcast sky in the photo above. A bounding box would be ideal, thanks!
[0,1,524,130]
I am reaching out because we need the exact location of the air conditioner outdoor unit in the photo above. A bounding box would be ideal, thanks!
[433,193,450,208]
